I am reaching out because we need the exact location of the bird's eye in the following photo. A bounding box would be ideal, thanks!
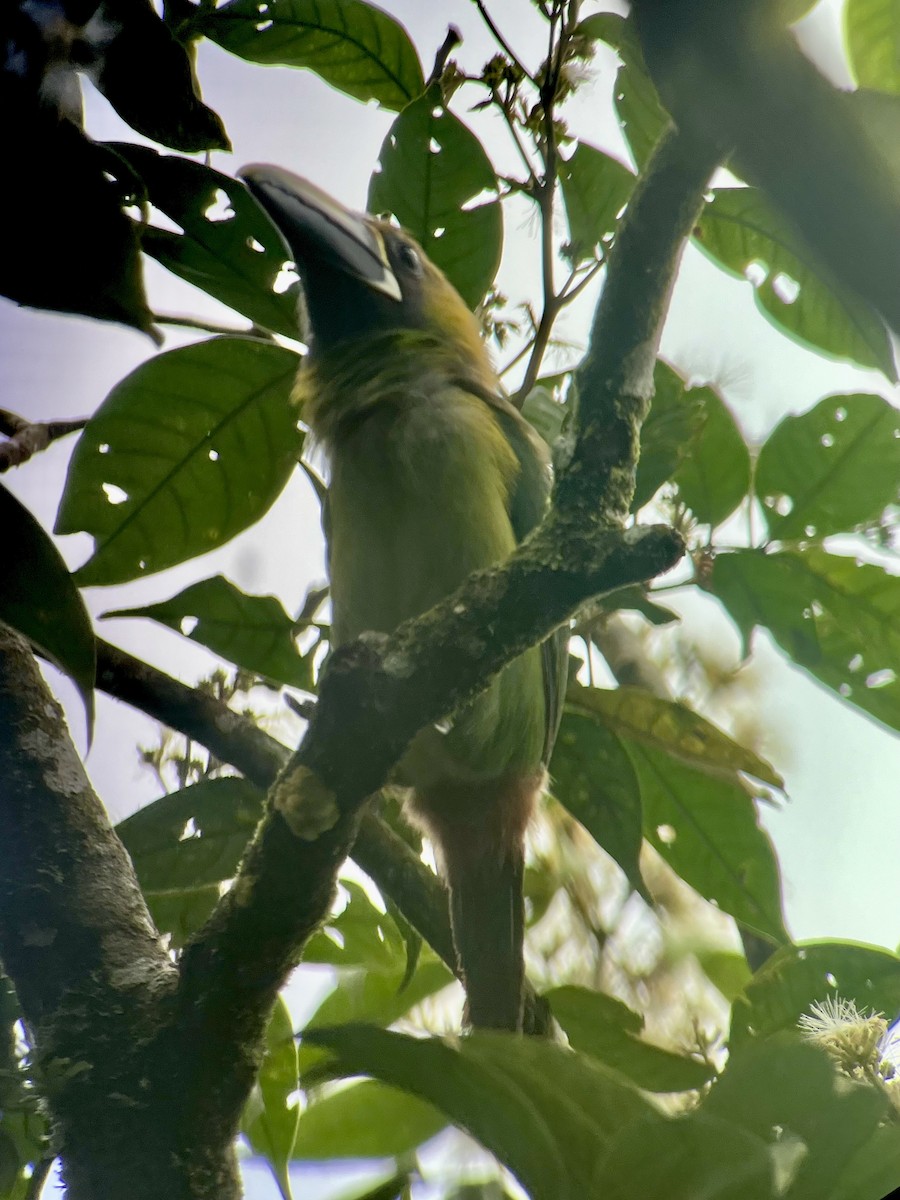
[396,243,422,275]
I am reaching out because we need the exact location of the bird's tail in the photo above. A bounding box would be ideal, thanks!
[409,771,541,1032]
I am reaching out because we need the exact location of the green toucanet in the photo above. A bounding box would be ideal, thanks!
[241,164,566,1031]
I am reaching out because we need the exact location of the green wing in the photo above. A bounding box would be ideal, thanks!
[493,403,569,767]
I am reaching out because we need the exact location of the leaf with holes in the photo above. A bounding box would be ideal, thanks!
[56,338,302,586]
[117,777,264,946]
[197,0,423,111]
[697,188,896,379]
[756,393,900,541]
[117,777,264,894]
[627,740,787,943]
[243,997,300,1199]
[550,711,644,892]
[1,483,95,736]
[674,388,751,529]
[293,1081,445,1160]
[105,575,313,689]
[730,941,900,1047]
[303,881,410,972]
[113,145,301,338]
[845,0,900,94]
[545,986,715,1093]
[712,548,900,733]
[577,14,668,169]
[304,1025,651,1200]
[558,141,634,260]
[368,87,502,308]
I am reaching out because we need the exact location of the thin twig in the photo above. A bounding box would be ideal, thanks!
[471,0,532,81]
[427,25,462,87]
[0,409,87,471]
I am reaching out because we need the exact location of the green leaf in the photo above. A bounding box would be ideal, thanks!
[704,1035,888,1200]
[304,1025,651,1200]
[545,986,715,1093]
[117,776,264,891]
[197,0,423,111]
[303,882,410,972]
[550,712,644,892]
[755,393,900,541]
[711,548,900,733]
[577,14,669,168]
[57,337,302,586]
[633,361,708,511]
[673,389,751,528]
[730,941,900,1046]
[594,1112,775,1200]
[117,777,264,945]
[1,483,95,736]
[105,575,313,689]
[845,0,900,93]
[629,740,787,942]
[599,585,680,626]
[293,1080,444,1159]
[567,684,783,789]
[558,141,634,259]
[112,145,301,338]
[368,88,502,308]
[828,1122,900,1200]
[697,188,896,379]
[243,997,300,1199]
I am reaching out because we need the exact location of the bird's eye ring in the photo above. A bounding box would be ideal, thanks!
[397,243,422,274]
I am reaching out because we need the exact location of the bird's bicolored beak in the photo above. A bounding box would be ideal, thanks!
[239,164,401,303]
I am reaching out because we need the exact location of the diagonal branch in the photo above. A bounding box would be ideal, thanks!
[180,124,720,1044]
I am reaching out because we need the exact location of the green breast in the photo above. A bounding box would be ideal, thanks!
[324,387,546,782]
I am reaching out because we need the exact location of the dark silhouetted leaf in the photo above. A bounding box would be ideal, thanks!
[755,393,900,541]
[198,0,423,112]
[105,575,313,689]
[112,145,301,338]
[1,483,95,736]
[57,337,302,585]
[368,87,502,308]
[712,548,900,732]
[93,0,228,152]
